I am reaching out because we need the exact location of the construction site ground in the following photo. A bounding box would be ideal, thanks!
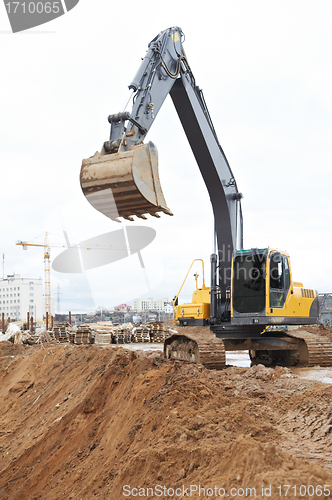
[0,325,332,499]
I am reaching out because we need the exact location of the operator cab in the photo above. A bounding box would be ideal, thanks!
[231,248,318,325]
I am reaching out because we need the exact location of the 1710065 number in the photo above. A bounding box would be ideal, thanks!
[277,485,331,496]
[5,2,61,14]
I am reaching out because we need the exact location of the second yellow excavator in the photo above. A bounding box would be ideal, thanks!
[80,27,332,369]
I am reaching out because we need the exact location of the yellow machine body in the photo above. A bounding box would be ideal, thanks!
[80,142,173,221]
[173,259,211,325]
[175,287,211,323]
[175,249,317,326]
[267,281,316,319]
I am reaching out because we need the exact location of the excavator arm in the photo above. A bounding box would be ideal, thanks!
[104,28,187,152]
[80,26,243,310]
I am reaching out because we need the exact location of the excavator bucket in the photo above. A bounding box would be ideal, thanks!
[80,142,173,221]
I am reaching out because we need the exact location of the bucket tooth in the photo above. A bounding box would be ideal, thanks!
[161,207,174,216]
[80,141,172,221]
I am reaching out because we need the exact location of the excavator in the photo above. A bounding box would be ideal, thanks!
[80,27,332,369]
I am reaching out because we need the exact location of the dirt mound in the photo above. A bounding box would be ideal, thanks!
[0,343,331,499]
[299,324,332,341]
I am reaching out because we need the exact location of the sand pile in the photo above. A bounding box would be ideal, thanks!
[0,341,331,499]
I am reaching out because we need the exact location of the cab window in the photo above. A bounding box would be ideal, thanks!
[233,253,266,313]
[269,253,290,308]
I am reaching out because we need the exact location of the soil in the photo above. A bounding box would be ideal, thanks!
[299,324,332,341]
[0,326,332,500]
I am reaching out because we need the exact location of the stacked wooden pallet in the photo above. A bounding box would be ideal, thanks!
[113,329,132,344]
[96,321,113,332]
[53,322,71,343]
[148,322,165,343]
[114,331,124,344]
[113,323,133,344]
[74,324,92,345]
[133,327,150,343]
[94,321,113,345]
[68,332,75,343]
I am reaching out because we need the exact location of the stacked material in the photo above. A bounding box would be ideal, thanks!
[30,330,54,344]
[14,330,33,344]
[68,331,75,343]
[74,324,92,345]
[53,322,71,343]
[148,322,165,343]
[113,323,133,344]
[94,333,112,345]
[121,322,133,330]
[94,321,113,345]
[96,321,113,332]
[133,326,150,343]
[1,324,55,345]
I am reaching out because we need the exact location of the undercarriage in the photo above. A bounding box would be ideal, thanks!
[164,326,332,370]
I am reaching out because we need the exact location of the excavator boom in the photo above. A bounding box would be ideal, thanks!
[80,26,243,304]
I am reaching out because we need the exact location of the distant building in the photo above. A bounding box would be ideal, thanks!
[164,303,173,314]
[0,274,43,322]
[133,297,172,313]
[114,304,132,312]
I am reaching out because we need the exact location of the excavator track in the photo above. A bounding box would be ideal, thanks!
[164,327,332,370]
[249,329,332,367]
[164,327,226,370]
[286,329,332,367]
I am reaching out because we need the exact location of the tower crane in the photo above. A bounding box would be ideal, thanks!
[16,232,64,321]
[16,231,130,322]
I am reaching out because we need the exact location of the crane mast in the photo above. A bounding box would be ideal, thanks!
[44,232,51,320]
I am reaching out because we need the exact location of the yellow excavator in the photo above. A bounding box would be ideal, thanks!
[80,27,332,369]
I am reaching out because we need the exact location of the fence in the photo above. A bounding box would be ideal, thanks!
[319,293,332,326]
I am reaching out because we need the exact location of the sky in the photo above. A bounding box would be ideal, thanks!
[1,0,332,313]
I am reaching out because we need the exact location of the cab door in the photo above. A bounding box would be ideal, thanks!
[268,252,291,313]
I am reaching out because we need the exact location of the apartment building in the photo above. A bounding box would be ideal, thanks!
[0,274,43,322]
[133,297,172,312]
